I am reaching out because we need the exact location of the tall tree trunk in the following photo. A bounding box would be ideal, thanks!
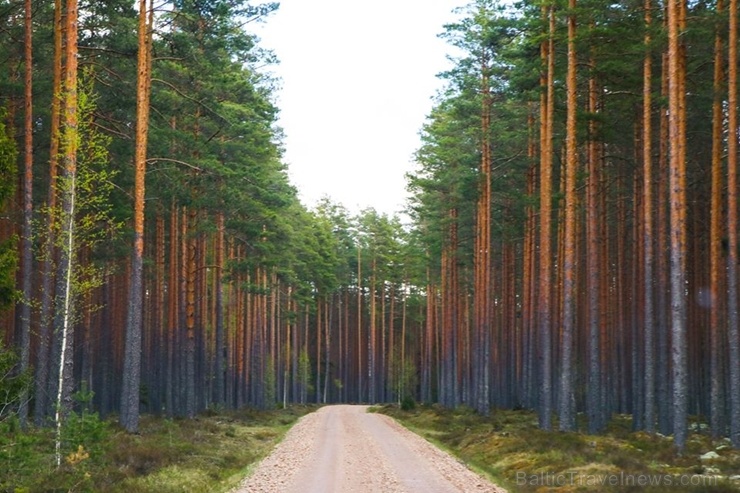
[381,285,388,402]
[441,209,460,408]
[342,289,349,402]
[475,50,493,416]
[524,145,537,408]
[586,43,603,433]
[559,0,578,432]
[357,245,363,402]
[154,212,165,413]
[324,297,331,403]
[538,3,555,431]
[185,209,196,417]
[166,202,178,414]
[422,267,434,403]
[727,0,740,448]
[643,0,656,434]
[283,286,292,408]
[633,157,645,430]
[18,0,33,428]
[52,0,79,466]
[667,0,688,453]
[316,297,323,403]
[214,212,226,406]
[35,0,64,427]
[400,281,407,402]
[657,52,672,435]
[369,258,376,403]
[121,0,153,433]
[710,0,726,439]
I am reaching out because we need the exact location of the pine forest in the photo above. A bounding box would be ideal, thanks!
[1,0,740,463]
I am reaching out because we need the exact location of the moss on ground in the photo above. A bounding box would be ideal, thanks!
[7,403,738,492]
[1,405,316,493]
[376,404,740,493]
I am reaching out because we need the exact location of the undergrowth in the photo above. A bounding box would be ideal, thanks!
[0,405,315,493]
[7,403,737,492]
[376,404,740,493]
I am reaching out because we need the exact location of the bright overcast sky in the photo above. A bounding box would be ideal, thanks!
[253,0,465,216]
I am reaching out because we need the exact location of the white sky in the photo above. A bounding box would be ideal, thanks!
[253,0,465,216]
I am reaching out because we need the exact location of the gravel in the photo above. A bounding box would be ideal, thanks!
[233,404,507,493]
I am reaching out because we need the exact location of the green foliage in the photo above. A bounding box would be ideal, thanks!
[0,109,17,207]
[0,420,53,492]
[0,111,17,310]
[407,1,532,284]
[400,395,416,411]
[56,407,111,491]
[389,351,419,405]
[75,73,120,241]
[37,70,123,319]
[0,407,314,493]
[0,342,31,423]
[0,237,17,310]
[0,382,109,492]
[298,348,313,403]
[264,356,277,408]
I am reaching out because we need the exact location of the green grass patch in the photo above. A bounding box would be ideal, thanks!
[376,404,740,492]
[0,405,316,493]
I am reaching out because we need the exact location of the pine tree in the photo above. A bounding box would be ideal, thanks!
[642,0,656,434]
[667,0,688,453]
[17,0,33,428]
[538,1,555,431]
[120,0,153,433]
[727,0,740,448]
[710,0,726,439]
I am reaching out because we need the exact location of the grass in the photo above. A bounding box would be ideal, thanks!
[375,404,740,493]
[0,405,316,493]
[7,403,738,492]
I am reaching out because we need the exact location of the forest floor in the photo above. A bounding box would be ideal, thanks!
[0,405,316,493]
[378,404,740,492]
[4,403,740,492]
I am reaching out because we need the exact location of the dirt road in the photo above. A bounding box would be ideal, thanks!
[235,404,506,493]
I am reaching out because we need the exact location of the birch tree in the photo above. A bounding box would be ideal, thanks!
[51,0,79,465]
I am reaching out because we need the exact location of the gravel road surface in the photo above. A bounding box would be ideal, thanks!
[234,404,506,493]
